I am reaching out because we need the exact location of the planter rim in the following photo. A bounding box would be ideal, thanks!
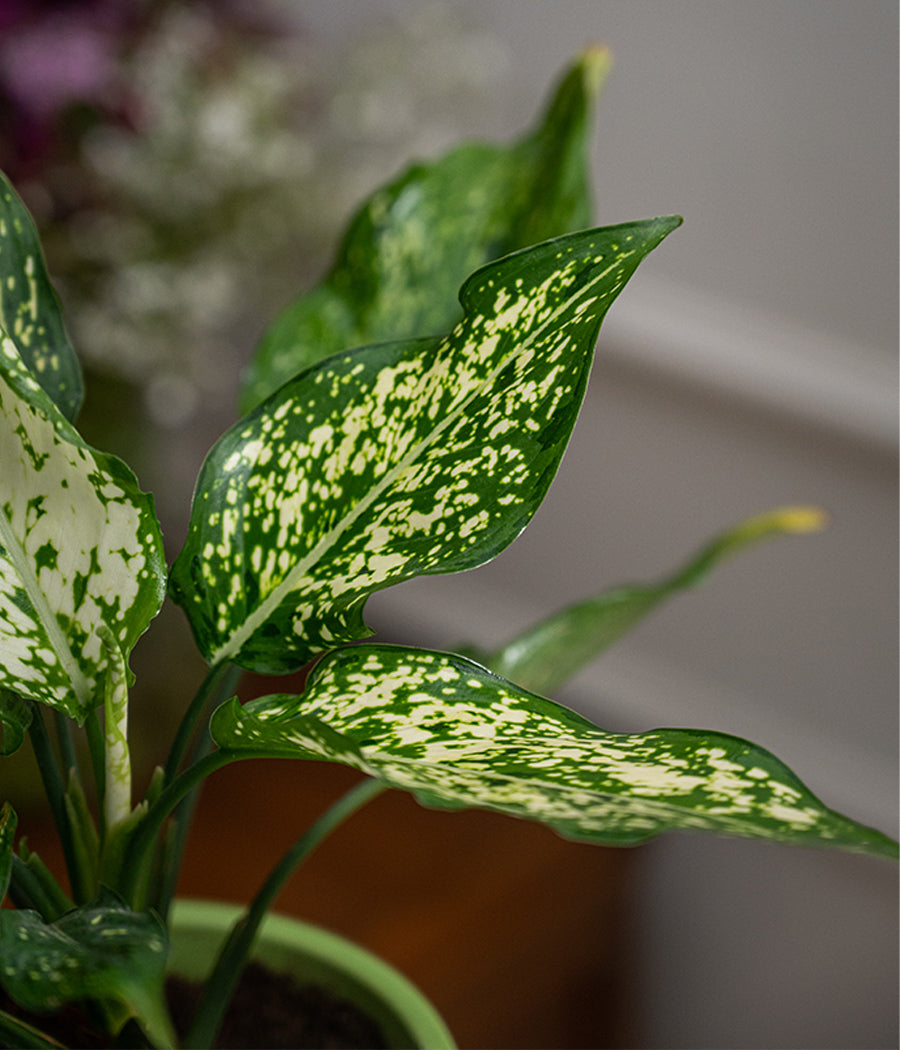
[168,898,455,1050]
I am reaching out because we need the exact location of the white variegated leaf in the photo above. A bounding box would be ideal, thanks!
[211,645,898,859]
[0,331,166,722]
[171,219,681,673]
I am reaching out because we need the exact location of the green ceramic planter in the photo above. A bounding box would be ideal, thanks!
[167,899,455,1049]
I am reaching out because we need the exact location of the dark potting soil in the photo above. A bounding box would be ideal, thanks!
[168,962,388,1049]
[0,963,388,1049]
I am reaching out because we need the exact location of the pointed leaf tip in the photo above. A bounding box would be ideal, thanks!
[577,43,614,94]
[211,644,898,860]
[480,501,824,696]
[760,505,829,535]
[240,51,615,412]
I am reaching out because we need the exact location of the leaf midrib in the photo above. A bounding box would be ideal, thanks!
[210,251,630,667]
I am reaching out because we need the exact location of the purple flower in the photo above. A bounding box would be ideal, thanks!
[1,17,116,117]
[0,0,146,172]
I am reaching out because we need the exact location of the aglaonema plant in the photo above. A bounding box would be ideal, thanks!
[0,49,896,1050]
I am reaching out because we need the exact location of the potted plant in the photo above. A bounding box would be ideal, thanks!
[0,48,895,1049]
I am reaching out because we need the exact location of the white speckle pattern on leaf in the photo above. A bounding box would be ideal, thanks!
[0,333,165,721]
[0,892,169,1022]
[172,221,680,673]
[0,173,83,420]
[210,645,898,858]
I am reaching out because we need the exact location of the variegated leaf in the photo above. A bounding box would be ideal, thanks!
[239,47,611,413]
[171,218,681,673]
[0,890,175,1047]
[0,331,166,722]
[480,506,829,695]
[0,172,83,421]
[211,645,899,860]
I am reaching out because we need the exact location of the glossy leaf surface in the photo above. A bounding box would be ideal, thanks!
[172,218,680,672]
[211,645,897,859]
[0,891,174,1047]
[240,47,610,412]
[0,332,166,722]
[481,506,829,695]
[0,173,82,421]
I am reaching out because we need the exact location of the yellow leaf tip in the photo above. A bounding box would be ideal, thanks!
[770,505,830,535]
[578,44,614,93]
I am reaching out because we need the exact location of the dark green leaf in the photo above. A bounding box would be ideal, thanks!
[240,47,611,412]
[172,218,680,673]
[0,173,82,421]
[0,691,32,755]
[481,505,830,695]
[211,644,898,860]
[0,891,174,1047]
[0,331,167,722]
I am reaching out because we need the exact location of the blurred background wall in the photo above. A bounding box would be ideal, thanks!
[312,4,899,1048]
[3,1,896,1047]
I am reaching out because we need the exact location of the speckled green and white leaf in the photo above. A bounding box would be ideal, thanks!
[212,696,367,766]
[479,506,830,696]
[240,47,611,413]
[211,645,899,860]
[172,218,680,673]
[0,803,15,904]
[0,331,166,722]
[0,171,82,421]
[0,891,174,1046]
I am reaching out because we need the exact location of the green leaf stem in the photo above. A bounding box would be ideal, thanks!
[0,803,15,904]
[0,331,166,722]
[211,645,898,860]
[240,47,611,412]
[0,173,82,421]
[0,1009,67,1049]
[481,505,830,695]
[0,891,174,1047]
[172,218,680,673]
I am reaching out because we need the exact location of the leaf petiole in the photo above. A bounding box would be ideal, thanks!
[102,637,132,833]
[0,1008,67,1050]
[118,750,235,908]
[8,854,72,921]
[84,708,106,833]
[149,664,242,916]
[52,711,78,784]
[163,663,240,786]
[25,710,86,904]
[184,776,385,1049]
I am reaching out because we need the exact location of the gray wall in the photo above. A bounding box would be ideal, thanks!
[299,0,898,361]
